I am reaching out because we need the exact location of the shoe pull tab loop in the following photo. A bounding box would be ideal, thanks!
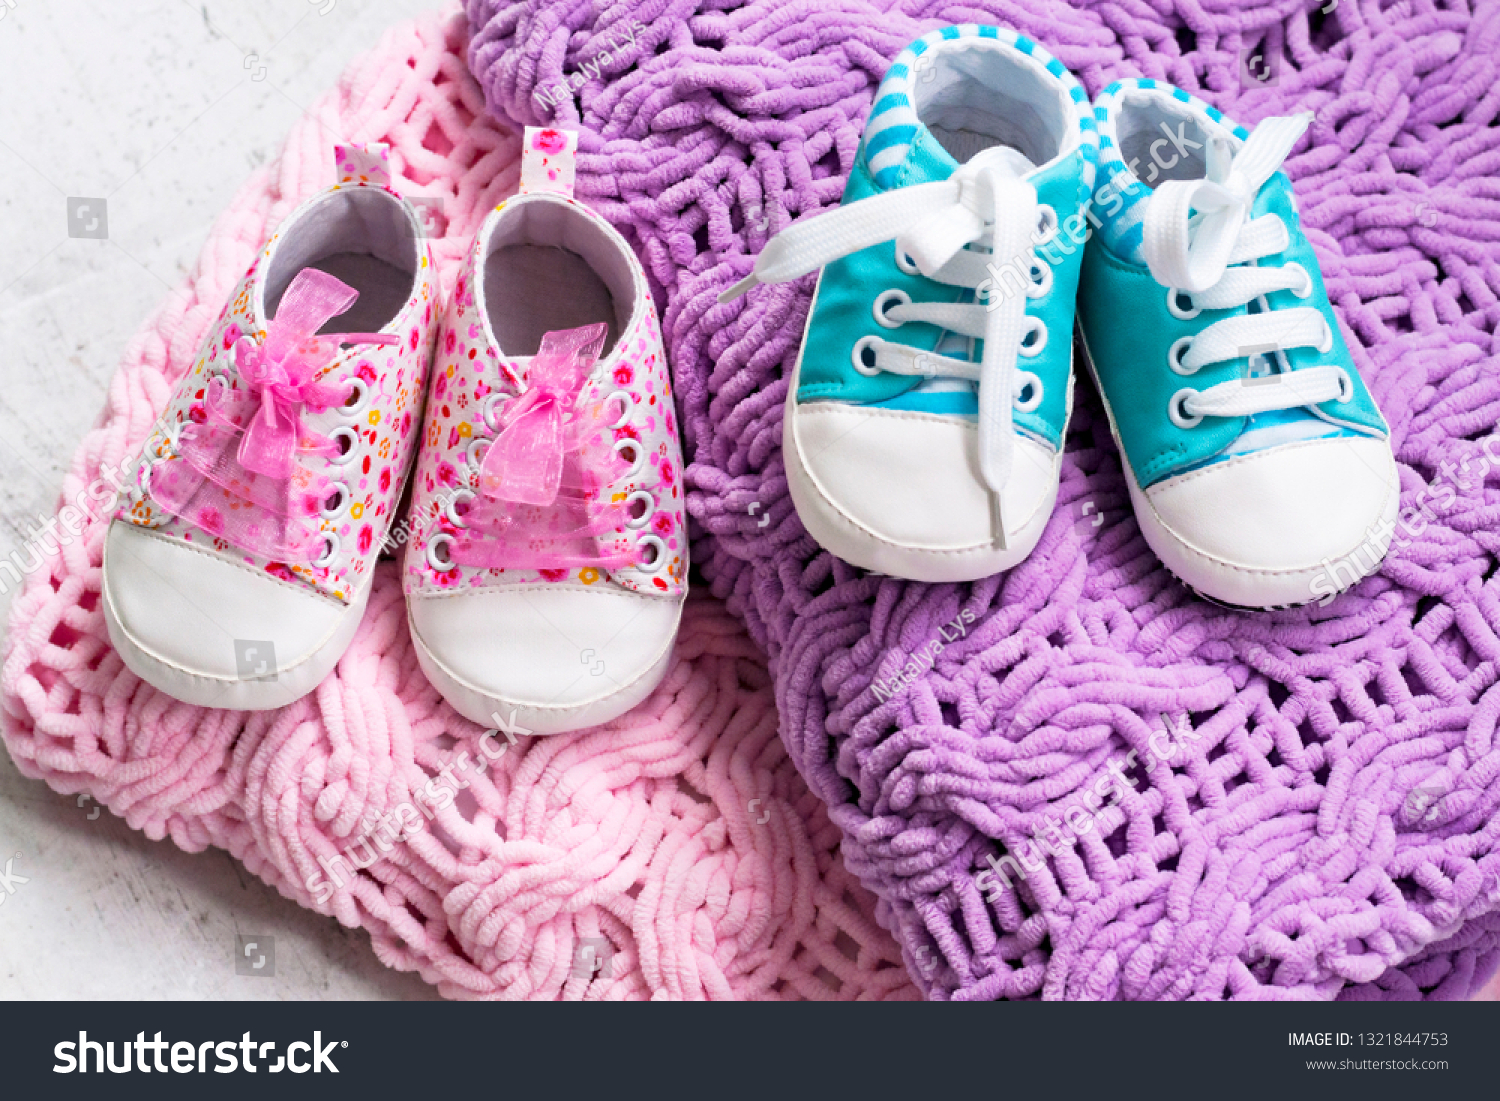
[335,143,393,189]
[521,126,579,199]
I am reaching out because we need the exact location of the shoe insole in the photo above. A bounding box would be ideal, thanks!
[930,126,994,164]
[484,244,620,358]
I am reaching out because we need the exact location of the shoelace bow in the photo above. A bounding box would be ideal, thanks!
[449,322,634,571]
[721,146,1046,546]
[1140,112,1346,420]
[229,268,399,479]
[148,267,399,563]
[479,322,609,505]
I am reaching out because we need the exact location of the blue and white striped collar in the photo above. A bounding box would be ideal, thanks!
[862,25,1097,190]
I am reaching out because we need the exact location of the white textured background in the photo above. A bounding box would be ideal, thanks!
[0,0,441,1000]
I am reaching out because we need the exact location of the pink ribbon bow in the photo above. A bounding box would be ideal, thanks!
[230,268,399,478]
[146,266,403,564]
[479,323,609,504]
[451,323,634,572]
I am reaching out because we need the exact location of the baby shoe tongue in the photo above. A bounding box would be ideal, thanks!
[875,125,1040,408]
[1176,132,1352,466]
[931,143,1035,360]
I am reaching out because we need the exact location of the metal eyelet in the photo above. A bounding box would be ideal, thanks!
[481,393,509,434]
[328,426,359,466]
[1169,336,1197,375]
[1166,288,1201,320]
[1027,260,1053,299]
[342,378,371,417]
[625,489,655,530]
[426,532,456,573]
[1018,317,1047,358]
[1336,368,1355,403]
[314,532,341,568]
[1318,321,1335,354]
[1013,371,1044,413]
[1168,388,1203,428]
[467,435,490,471]
[445,488,475,529]
[637,534,667,573]
[615,438,645,479]
[895,245,920,275]
[1035,204,1059,245]
[320,482,351,520]
[851,335,882,377]
[1285,262,1314,299]
[873,289,911,329]
[605,390,634,429]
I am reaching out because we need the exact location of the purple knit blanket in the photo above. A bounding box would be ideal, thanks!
[467,0,1500,999]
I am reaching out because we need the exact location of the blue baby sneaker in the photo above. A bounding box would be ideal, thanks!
[721,26,1098,582]
[1079,81,1398,609]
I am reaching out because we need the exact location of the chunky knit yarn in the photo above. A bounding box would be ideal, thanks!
[467,0,1500,998]
[0,9,916,1002]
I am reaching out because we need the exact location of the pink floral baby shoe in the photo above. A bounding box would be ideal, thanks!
[404,127,688,734]
[103,144,439,709]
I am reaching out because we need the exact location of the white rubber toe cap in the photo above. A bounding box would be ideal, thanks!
[102,521,364,709]
[787,399,1060,583]
[407,584,682,734]
[1135,435,1400,608]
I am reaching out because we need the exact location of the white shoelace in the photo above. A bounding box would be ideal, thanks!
[720,147,1049,546]
[1141,113,1347,422]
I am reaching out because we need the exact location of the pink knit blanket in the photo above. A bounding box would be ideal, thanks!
[0,9,915,1001]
